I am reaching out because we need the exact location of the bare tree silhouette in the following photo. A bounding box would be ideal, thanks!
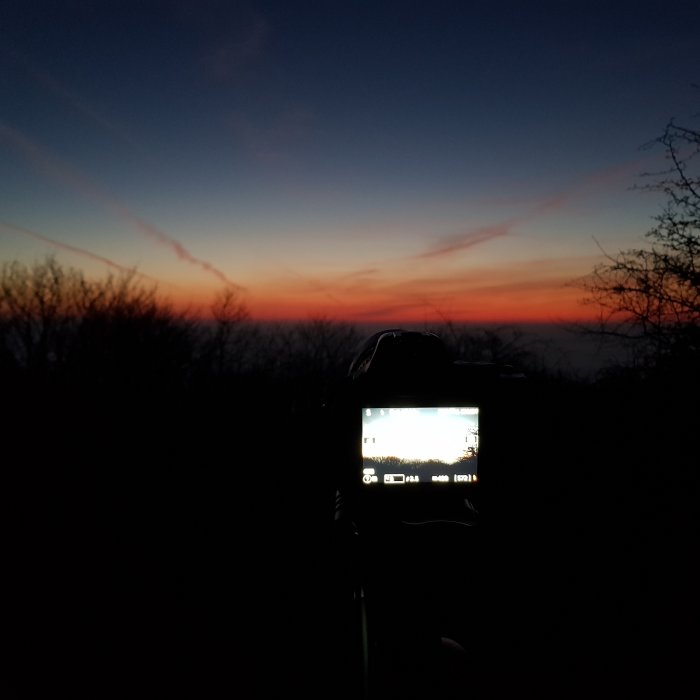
[578,112,700,375]
[429,320,563,378]
[0,256,196,390]
[0,256,83,373]
[274,316,361,397]
[206,285,253,377]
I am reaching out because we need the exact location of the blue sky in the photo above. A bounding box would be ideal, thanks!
[1,0,698,322]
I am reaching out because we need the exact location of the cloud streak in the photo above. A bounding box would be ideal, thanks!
[272,265,348,307]
[413,161,644,260]
[414,197,565,260]
[253,255,600,323]
[1,45,140,151]
[414,220,515,259]
[0,220,160,282]
[0,123,237,286]
[201,15,269,81]
[229,105,313,164]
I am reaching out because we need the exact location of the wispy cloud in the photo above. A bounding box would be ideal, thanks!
[0,123,237,286]
[229,105,313,163]
[412,161,644,261]
[346,302,431,321]
[201,15,269,80]
[275,265,348,307]
[254,255,600,323]
[0,220,159,282]
[414,220,515,259]
[1,45,140,151]
[413,193,568,261]
[340,268,380,279]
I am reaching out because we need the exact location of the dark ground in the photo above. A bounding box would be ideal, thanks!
[4,375,698,699]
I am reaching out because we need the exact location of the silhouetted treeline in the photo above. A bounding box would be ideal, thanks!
[0,258,360,399]
[0,257,575,410]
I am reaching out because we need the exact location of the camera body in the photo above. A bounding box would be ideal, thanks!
[331,328,522,527]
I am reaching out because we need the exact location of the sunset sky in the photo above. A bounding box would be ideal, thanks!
[1,0,698,324]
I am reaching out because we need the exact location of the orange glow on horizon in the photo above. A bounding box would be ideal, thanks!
[167,282,597,325]
[161,252,601,325]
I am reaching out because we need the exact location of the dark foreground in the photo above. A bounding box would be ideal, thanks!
[4,376,698,699]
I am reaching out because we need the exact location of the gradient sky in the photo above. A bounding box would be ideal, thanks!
[1,0,699,324]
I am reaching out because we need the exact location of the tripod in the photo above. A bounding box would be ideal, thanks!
[332,491,478,700]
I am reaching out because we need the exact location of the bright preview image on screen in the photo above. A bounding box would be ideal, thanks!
[361,407,479,485]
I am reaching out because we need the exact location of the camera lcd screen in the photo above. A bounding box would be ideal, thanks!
[361,407,478,486]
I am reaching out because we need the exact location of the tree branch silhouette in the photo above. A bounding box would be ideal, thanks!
[576,109,700,372]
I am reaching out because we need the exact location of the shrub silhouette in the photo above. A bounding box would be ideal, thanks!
[0,256,198,392]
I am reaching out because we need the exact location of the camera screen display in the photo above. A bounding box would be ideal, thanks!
[361,407,478,486]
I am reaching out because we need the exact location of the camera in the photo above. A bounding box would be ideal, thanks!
[330,328,523,527]
[327,329,526,699]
